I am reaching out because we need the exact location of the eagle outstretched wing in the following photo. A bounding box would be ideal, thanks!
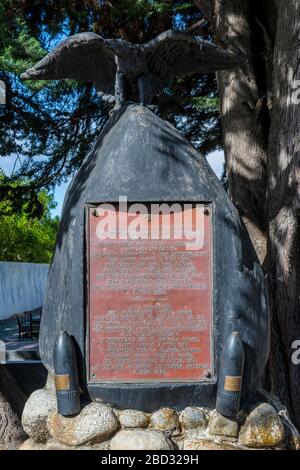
[144,30,245,89]
[21,32,116,96]
[21,29,244,105]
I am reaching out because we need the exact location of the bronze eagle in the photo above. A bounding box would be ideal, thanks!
[21,30,244,109]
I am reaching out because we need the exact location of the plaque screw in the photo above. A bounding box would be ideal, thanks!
[91,373,97,379]
[204,208,209,216]
[92,209,98,217]
[205,370,211,378]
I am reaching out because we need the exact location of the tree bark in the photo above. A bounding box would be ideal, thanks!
[193,0,300,428]
[0,366,27,449]
[267,0,300,428]
[194,0,272,264]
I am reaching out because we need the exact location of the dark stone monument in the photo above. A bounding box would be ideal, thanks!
[22,30,269,414]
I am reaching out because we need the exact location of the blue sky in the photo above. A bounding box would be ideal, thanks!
[0,9,224,217]
[0,149,225,217]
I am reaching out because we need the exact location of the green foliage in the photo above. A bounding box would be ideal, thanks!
[0,1,221,213]
[0,172,59,263]
[0,1,45,86]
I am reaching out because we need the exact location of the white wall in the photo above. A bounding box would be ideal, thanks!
[0,262,49,320]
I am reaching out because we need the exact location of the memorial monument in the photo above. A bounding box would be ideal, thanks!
[19,30,296,451]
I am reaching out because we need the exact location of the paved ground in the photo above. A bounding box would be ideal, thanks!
[0,316,40,363]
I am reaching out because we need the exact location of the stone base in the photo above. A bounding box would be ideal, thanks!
[19,385,300,451]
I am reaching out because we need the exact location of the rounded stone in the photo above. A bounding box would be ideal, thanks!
[184,438,239,450]
[91,440,111,450]
[19,438,47,451]
[119,409,149,428]
[45,373,56,392]
[180,407,209,430]
[209,411,239,438]
[239,403,285,448]
[47,402,119,446]
[21,388,57,443]
[45,438,111,450]
[0,401,27,450]
[110,430,174,450]
[150,408,179,432]
[45,439,92,450]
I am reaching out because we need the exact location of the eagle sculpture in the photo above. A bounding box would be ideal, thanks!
[21,30,244,109]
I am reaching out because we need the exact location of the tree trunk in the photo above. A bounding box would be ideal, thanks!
[0,365,27,449]
[266,0,300,428]
[193,0,300,428]
[193,0,275,264]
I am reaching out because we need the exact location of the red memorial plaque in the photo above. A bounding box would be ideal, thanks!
[87,203,213,383]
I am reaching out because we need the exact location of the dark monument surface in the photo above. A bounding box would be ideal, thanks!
[22,28,269,412]
[87,205,212,383]
[38,104,269,411]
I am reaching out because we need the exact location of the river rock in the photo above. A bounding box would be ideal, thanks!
[45,438,111,450]
[150,408,179,433]
[184,438,240,450]
[180,407,209,430]
[0,400,27,450]
[22,388,56,443]
[209,411,239,438]
[239,403,285,448]
[110,430,174,450]
[19,438,47,450]
[45,439,93,450]
[119,409,149,428]
[45,373,56,392]
[47,402,119,446]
